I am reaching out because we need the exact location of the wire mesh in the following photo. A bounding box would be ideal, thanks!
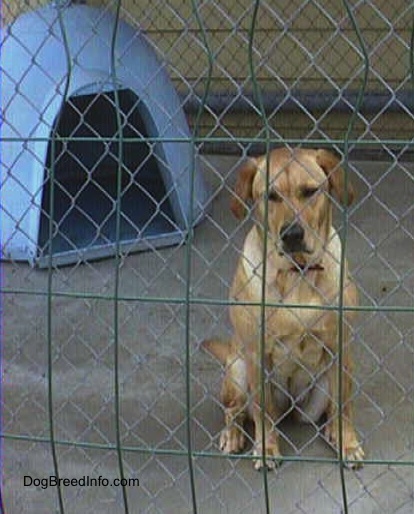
[1,1,414,513]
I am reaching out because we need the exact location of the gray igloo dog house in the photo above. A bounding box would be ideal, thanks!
[0,3,207,266]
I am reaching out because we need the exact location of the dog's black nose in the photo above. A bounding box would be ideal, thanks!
[280,222,305,250]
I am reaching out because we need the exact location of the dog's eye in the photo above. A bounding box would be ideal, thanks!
[268,190,282,202]
[301,187,319,199]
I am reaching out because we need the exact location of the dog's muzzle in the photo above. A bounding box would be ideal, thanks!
[280,222,309,254]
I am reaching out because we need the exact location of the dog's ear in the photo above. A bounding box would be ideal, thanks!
[230,158,258,218]
[315,149,355,206]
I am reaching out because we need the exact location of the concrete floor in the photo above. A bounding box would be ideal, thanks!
[2,155,414,513]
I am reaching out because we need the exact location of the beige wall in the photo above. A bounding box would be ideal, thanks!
[3,1,414,144]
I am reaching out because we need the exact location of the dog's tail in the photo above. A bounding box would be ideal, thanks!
[201,338,231,364]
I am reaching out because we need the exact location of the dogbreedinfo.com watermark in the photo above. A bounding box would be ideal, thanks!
[24,475,140,490]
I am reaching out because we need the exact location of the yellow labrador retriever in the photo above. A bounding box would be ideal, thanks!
[203,148,364,470]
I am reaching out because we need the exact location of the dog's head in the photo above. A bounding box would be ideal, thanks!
[231,148,355,269]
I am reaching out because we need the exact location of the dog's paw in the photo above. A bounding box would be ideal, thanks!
[325,424,365,469]
[253,443,281,471]
[219,426,245,454]
[343,442,365,469]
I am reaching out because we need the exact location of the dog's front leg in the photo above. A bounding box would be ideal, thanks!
[219,354,248,454]
[248,353,282,470]
[325,355,365,468]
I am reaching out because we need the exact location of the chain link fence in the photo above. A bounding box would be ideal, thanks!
[1,1,413,513]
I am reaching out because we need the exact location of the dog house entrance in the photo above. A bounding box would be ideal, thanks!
[38,88,180,265]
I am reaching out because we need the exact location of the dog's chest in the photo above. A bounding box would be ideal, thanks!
[265,287,334,359]
[233,272,336,370]
[234,232,340,364]
[269,276,332,331]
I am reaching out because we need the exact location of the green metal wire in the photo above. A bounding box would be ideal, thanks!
[4,135,414,147]
[411,5,414,88]
[248,1,273,511]
[109,1,130,512]
[45,4,75,512]
[338,2,370,513]
[182,0,216,511]
[3,288,414,314]
[3,430,414,467]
